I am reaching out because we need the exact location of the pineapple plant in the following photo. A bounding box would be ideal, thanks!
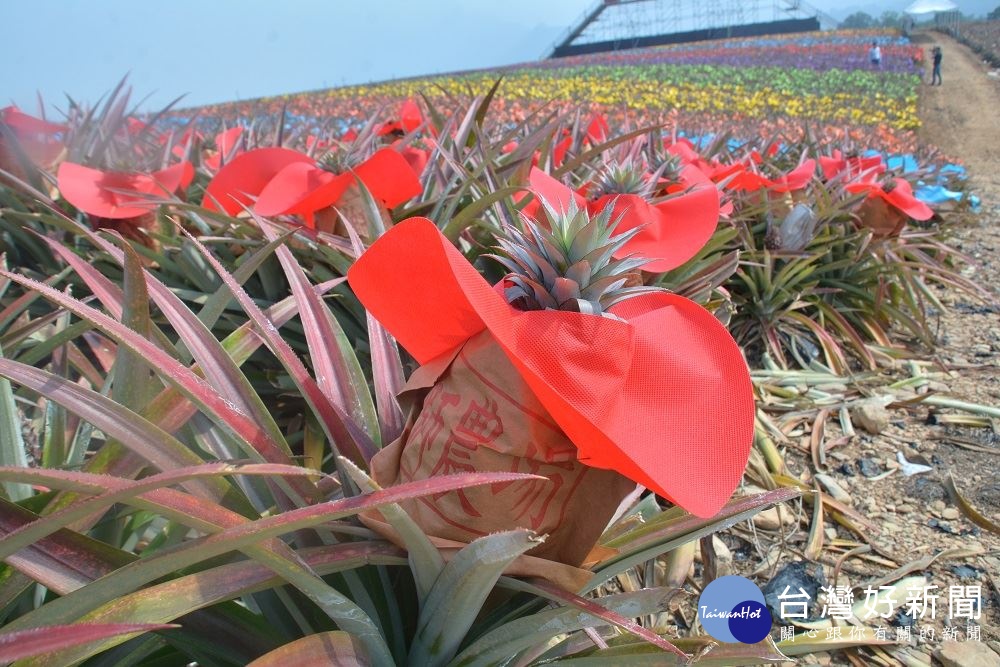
[350,198,755,569]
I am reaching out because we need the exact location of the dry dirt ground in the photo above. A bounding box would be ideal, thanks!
[721,33,1000,665]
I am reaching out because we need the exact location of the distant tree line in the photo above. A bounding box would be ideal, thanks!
[839,8,1000,28]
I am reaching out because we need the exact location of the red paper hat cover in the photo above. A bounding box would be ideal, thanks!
[57,161,194,219]
[1,106,67,167]
[348,218,755,518]
[203,147,313,215]
[847,178,932,221]
[253,148,421,219]
[520,165,720,273]
[819,151,885,181]
[1,106,67,136]
[726,159,815,193]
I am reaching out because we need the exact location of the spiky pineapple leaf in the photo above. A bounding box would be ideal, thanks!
[407,530,540,667]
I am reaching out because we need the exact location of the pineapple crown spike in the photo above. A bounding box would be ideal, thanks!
[588,156,674,201]
[487,195,663,317]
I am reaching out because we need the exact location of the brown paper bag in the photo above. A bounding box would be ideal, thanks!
[364,329,637,568]
[313,183,394,239]
[856,196,907,238]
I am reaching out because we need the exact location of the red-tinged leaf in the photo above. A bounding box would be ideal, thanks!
[0,356,228,479]
[257,219,379,443]
[118,234,296,450]
[0,497,134,594]
[507,579,688,659]
[83,331,117,372]
[3,471,542,642]
[341,210,405,444]
[193,229,303,334]
[785,311,849,375]
[37,234,128,320]
[0,463,318,561]
[12,543,404,665]
[777,626,891,656]
[43,279,347,521]
[0,472,393,662]
[171,225,377,465]
[247,631,370,667]
[0,267,73,330]
[545,636,787,665]
[0,623,178,663]
[45,232,308,499]
[143,279,343,440]
[0,269,321,502]
[813,301,877,370]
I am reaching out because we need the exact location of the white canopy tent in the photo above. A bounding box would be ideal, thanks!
[904,0,960,33]
[903,0,958,13]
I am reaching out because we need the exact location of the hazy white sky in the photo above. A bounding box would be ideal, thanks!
[2,0,993,113]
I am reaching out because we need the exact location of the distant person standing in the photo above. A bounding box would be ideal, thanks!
[869,41,882,68]
[931,46,943,85]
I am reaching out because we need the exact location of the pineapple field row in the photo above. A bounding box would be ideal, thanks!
[0,26,996,666]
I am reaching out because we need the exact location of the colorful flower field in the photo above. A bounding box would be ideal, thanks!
[0,24,994,667]
[180,29,925,138]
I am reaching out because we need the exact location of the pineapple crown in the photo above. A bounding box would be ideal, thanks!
[319,144,369,174]
[489,197,662,317]
[588,159,659,200]
[649,152,684,184]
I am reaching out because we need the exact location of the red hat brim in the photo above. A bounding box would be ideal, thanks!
[58,161,193,219]
[884,178,933,221]
[203,147,312,215]
[255,148,422,217]
[348,218,754,518]
[770,159,816,193]
[846,178,933,221]
[1,106,66,136]
[589,164,720,273]
[519,167,586,221]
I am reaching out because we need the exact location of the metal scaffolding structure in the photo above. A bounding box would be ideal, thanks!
[549,0,836,57]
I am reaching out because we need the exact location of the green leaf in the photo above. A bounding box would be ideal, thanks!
[407,529,540,667]
[589,488,800,593]
[341,459,443,603]
[452,587,677,666]
[0,341,30,501]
